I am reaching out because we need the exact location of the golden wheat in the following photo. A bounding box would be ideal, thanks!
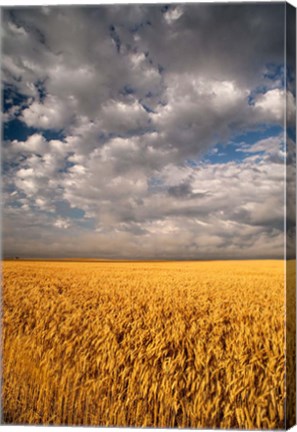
[2,260,285,428]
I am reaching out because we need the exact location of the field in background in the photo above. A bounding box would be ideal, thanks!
[2,260,285,428]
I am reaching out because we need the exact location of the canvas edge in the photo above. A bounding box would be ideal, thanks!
[286,1,296,430]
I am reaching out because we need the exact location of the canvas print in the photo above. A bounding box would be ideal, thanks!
[1,2,296,430]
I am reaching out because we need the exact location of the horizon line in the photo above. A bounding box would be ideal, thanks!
[2,257,289,262]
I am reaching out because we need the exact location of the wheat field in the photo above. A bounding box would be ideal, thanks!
[2,259,285,428]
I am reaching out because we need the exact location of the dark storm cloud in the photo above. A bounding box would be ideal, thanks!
[135,3,285,84]
[2,3,290,259]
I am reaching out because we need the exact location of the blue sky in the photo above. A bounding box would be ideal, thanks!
[2,3,295,259]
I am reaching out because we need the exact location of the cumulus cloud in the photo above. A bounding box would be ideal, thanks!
[21,95,76,130]
[54,218,71,229]
[3,135,285,258]
[2,3,292,259]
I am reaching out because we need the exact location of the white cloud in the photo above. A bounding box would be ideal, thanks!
[21,94,75,130]
[12,133,47,154]
[164,6,183,24]
[253,88,285,123]
[54,218,70,229]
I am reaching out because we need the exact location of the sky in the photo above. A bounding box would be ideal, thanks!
[2,3,296,259]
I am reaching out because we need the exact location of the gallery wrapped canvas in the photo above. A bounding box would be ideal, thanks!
[1,1,296,430]
[286,2,296,429]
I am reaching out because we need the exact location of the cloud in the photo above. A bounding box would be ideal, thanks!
[21,94,75,130]
[253,88,285,123]
[3,135,285,258]
[54,218,71,229]
[2,4,292,259]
